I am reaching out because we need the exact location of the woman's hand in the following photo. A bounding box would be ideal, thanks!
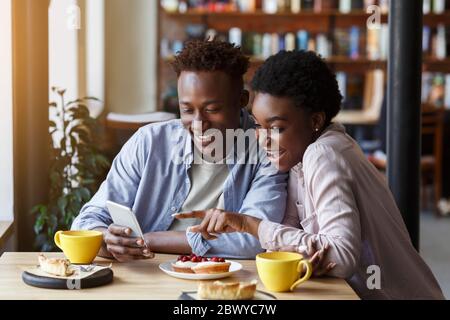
[173,209,261,240]
[277,238,336,277]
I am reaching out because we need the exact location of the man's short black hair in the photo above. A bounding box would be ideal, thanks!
[170,39,250,87]
[251,50,342,124]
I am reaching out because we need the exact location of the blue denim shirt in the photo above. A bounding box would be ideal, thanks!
[71,110,287,258]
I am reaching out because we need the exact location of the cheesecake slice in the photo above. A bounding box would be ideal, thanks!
[38,254,74,277]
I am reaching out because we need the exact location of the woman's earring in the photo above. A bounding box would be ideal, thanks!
[315,128,319,132]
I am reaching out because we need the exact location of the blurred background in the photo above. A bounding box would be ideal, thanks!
[0,0,449,298]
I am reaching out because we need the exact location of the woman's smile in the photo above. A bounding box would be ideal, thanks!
[264,148,287,166]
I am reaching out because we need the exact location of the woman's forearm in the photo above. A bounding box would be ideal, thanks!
[241,215,262,238]
[259,220,359,278]
[145,231,192,254]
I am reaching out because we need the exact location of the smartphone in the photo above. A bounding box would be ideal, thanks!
[106,200,145,240]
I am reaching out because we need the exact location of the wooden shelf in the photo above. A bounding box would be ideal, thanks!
[423,58,450,72]
[163,55,385,69]
[163,9,450,24]
[248,56,386,72]
[163,9,384,18]
[162,10,450,30]
[163,55,450,63]
[423,12,450,25]
[423,57,450,63]
[162,9,389,30]
[250,56,387,65]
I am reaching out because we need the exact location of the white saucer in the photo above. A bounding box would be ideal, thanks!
[159,260,243,280]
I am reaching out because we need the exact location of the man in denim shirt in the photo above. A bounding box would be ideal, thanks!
[72,40,287,261]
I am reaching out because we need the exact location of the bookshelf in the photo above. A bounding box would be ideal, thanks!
[156,1,450,116]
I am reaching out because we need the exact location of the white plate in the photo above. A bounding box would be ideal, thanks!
[159,260,243,280]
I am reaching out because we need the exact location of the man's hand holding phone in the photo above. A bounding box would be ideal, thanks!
[96,225,154,262]
[101,201,155,262]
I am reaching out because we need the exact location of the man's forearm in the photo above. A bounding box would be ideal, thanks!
[145,231,192,254]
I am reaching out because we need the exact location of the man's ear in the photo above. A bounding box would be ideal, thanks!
[240,90,250,109]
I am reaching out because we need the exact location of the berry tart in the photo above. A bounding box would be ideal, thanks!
[172,254,231,274]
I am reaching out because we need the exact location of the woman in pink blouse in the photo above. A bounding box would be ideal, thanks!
[176,51,444,300]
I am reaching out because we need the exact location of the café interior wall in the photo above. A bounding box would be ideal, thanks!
[105,0,158,114]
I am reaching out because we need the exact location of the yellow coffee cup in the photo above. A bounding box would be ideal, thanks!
[256,251,312,292]
[54,230,103,264]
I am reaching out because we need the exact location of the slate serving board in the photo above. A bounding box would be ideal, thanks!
[22,268,113,290]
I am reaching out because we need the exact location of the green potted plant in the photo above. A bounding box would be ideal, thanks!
[32,87,111,251]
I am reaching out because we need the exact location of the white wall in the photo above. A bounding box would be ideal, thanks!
[0,0,14,222]
[106,0,158,114]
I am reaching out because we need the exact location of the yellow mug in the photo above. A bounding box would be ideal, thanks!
[54,230,103,264]
[256,251,312,292]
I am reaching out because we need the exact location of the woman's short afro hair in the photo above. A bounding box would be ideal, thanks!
[170,39,250,83]
[251,50,342,124]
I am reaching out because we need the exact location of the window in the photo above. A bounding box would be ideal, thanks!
[0,0,14,222]
[49,0,104,117]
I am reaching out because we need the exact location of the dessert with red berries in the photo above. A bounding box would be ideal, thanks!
[171,254,230,274]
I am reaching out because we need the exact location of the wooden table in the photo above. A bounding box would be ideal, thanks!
[0,252,358,300]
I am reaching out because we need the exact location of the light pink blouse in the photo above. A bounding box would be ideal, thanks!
[258,123,444,300]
